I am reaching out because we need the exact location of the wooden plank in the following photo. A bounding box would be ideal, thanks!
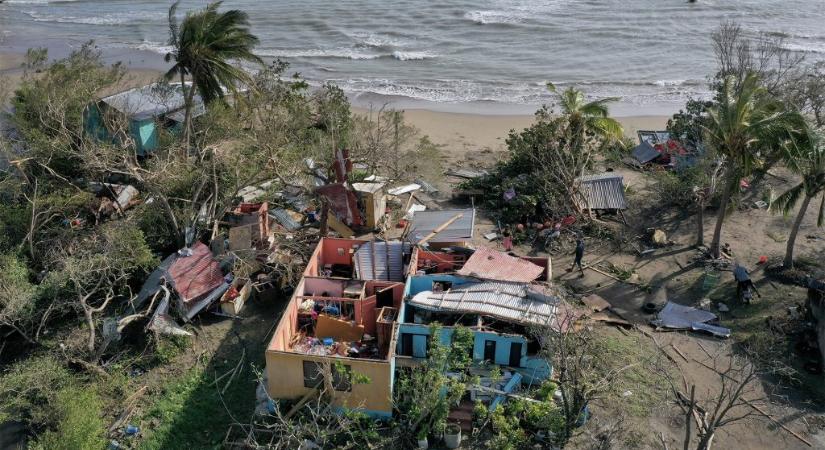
[742,399,812,447]
[671,344,689,362]
[285,389,318,419]
[417,214,463,247]
[327,213,354,237]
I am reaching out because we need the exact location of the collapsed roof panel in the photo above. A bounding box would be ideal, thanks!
[408,208,475,244]
[408,281,559,327]
[167,242,225,304]
[632,141,661,164]
[353,241,407,281]
[457,247,543,283]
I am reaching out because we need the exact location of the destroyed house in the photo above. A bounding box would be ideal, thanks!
[265,238,406,418]
[85,82,206,155]
[396,247,554,384]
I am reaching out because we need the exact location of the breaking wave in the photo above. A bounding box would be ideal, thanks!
[259,48,436,61]
[25,10,165,25]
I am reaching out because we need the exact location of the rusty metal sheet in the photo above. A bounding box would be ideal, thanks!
[457,247,543,283]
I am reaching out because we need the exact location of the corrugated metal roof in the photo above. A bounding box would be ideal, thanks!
[270,208,301,231]
[167,242,224,303]
[408,281,559,326]
[457,247,543,282]
[408,208,475,243]
[101,82,205,121]
[353,241,408,281]
[577,173,627,210]
[632,141,660,164]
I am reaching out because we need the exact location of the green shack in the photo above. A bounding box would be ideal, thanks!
[85,82,205,155]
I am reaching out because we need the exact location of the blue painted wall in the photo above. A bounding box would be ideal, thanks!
[472,331,527,367]
[404,274,472,300]
[396,323,528,367]
[85,103,161,155]
[131,118,158,155]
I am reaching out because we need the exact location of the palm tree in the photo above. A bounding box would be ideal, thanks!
[165,1,263,146]
[547,83,624,142]
[771,126,825,269]
[702,72,802,258]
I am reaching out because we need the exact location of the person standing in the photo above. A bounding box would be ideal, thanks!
[502,228,513,252]
[569,238,585,275]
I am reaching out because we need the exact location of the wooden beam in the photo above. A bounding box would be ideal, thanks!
[417,214,463,247]
[742,399,812,447]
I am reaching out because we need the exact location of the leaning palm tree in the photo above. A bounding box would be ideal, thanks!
[703,72,802,258]
[770,126,825,269]
[547,83,624,142]
[165,1,263,146]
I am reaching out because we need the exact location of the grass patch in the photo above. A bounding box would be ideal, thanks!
[766,229,787,243]
[592,329,672,418]
[135,332,264,450]
[31,387,107,450]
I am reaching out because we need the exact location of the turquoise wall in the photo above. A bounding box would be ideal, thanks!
[472,330,527,367]
[85,103,160,155]
[396,323,527,367]
[131,118,158,155]
[404,274,472,298]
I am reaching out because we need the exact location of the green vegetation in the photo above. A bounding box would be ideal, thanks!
[165,1,264,145]
[0,1,441,446]
[703,73,804,258]
[32,387,107,450]
[393,324,474,443]
[770,126,825,268]
[462,96,618,222]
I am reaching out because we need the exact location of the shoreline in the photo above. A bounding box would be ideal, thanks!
[2,47,670,155]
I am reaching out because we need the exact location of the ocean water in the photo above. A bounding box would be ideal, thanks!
[2,0,824,114]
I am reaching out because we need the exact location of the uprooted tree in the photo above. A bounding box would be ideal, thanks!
[43,223,155,355]
[463,95,623,223]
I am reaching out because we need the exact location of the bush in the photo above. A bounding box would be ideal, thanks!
[0,355,74,427]
[32,386,106,450]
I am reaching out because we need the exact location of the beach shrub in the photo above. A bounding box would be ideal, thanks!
[667,98,712,150]
[11,42,124,179]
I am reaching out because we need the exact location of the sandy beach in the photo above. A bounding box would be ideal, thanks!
[1,49,668,160]
[382,108,668,156]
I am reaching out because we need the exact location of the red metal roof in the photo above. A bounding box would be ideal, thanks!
[167,242,224,303]
[457,246,543,283]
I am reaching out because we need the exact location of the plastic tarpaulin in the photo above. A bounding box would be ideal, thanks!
[651,301,730,338]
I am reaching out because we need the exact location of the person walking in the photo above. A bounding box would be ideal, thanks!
[569,238,585,276]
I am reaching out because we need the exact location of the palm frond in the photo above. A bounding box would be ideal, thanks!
[588,117,624,141]
[579,97,620,118]
[770,182,805,217]
[167,1,180,47]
